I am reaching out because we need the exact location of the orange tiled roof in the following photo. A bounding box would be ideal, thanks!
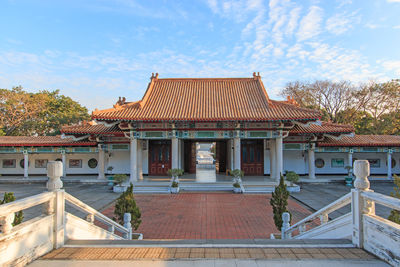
[319,135,400,147]
[0,136,96,147]
[291,122,354,134]
[92,76,321,122]
[61,123,121,134]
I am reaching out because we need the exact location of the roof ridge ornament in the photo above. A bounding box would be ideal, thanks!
[151,73,159,80]
[253,72,261,79]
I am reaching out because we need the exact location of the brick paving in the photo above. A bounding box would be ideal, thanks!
[42,247,377,260]
[101,193,313,239]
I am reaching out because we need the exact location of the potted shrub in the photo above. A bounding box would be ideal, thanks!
[344,166,353,187]
[168,168,184,193]
[107,166,114,186]
[270,174,291,233]
[285,171,300,192]
[231,169,244,193]
[113,174,128,193]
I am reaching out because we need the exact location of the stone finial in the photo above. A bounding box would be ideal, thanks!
[47,161,63,191]
[353,160,370,190]
[155,73,159,79]
[123,213,132,229]
[281,212,291,239]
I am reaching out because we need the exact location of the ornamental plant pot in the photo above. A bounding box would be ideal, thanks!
[345,176,353,187]
[170,186,180,194]
[233,187,241,193]
[113,185,127,193]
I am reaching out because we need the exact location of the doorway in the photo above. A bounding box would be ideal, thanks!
[148,140,171,175]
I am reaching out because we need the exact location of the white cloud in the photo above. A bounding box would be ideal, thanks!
[387,0,400,3]
[393,25,400,29]
[326,11,360,35]
[381,60,400,75]
[296,6,323,41]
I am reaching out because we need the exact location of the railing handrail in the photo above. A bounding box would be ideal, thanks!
[361,190,400,211]
[0,191,54,216]
[286,192,351,234]
[64,192,129,234]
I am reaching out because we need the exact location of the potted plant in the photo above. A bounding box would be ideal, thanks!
[344,166,353,187]
[107,166,114,186]
[231,169,244,193]
[168,168,184,193]
[285,171,300,192]
[113,174,128,193]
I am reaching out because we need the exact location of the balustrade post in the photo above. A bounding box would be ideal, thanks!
[47,161,65,249]
[281,212,291,239]
[319,213,329,224]
[0,213,15,234]
[86,214,95,224]
[123,213,132,240]
[351,160,374,248]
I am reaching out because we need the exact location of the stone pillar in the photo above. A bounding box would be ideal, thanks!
[171,133,179,169]
[47,160,65,249]
[275,136,283,180]
[97,144,105,180]
[234,135,241,170]
[23,151,29,178]
[130,135,138,183]
[270,140,276,179]
[61,152,66,178]
[351,160,375,248]
[137,140,143,180]
[348,150,353,169]
[308,144,316,179]
[387,150,392,179]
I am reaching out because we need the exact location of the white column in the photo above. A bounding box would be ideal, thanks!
[130,135,138,183]
[348,151,353,169]
[172,133,179,169]
[308,144,316,179]
[387,150,392,179]
[270,140,276,179]
[230,139,234,170]
[97,145,105,179]
[137,140,143,180]
[234,135,241,170]
[61,152,66,177]
[23,152,29,178]
[263,140,268,175]
[275,136,283,180]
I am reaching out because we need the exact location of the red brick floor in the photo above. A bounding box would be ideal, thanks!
[102,193,312,239]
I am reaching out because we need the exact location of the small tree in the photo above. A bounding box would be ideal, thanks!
[113,174,128,185]
[270,174,290,231]
[1,192,23,226]
[388,174,400,224]
[113,184,141,231]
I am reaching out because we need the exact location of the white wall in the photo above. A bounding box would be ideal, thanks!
[107,151,130,174]
[314,152,348,174]
[283,150,307,175]
[0,153,99,175]
[352,152,390,175]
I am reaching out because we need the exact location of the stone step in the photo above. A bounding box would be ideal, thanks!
[65,238,354,248]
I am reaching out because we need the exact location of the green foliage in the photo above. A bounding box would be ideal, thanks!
[388,174,400,224]
[230,169,244,178]
[270,174,290,230]
[285,171,299,185]
[107,166,114,173]
[0,86,89,136]
[167,168,184,177]
[233,182,241,188]
[113,184,141,231]
[113,174,128,185]
[1,192,24,226]
[171,181,179,188]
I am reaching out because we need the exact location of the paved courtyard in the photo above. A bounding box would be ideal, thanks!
[102,193,312,239]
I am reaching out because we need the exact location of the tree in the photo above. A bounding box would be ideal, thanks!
[1,192,24,226]
[113,184,141,231]
[281,80,356,123]
[0,87,90,136]
[270,174,290,231]
[388,174,400,224]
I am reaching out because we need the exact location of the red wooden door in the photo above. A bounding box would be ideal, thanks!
[216,141,227,173]
[241,140,263,175]
[184,141,196,174]
[149,141,171,175]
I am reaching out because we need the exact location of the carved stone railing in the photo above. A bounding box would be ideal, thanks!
[0,161,134,266]
[281,160,400,266]
[282,192,351,239]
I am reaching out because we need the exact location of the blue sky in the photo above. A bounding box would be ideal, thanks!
[1,0,400,112]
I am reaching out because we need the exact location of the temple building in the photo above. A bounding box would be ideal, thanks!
[1,73,399,182]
